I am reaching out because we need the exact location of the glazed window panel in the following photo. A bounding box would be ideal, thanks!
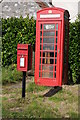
[56,31,58,36]
[55,66,56,71]
[55,52,57,57]
[42,58,54,64]
[40,24,42,30]
[43,38,55,43]
[41,52,54,57]
[54,72,56,78]
[42,72,53,78]
[42,65,53,71]
[43,24,55,30]
[40,38,42,43]
[56,24,58,30]
[43,31,55,36]
[55,59,57,64]
[55,45,57,50]
[39,23,58,79]
[56,38,57,43]
[43,44,54,50]
[40,45,42,50]
[40,31,42,36]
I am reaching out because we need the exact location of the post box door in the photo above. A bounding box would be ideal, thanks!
[17,44,28,71]
[36,21,61,86]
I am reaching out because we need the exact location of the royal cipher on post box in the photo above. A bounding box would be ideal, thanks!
[35,7,70,87]
[17,44,32,72]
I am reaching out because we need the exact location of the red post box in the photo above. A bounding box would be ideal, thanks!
[17,44,32,72]
[35,7,70,87]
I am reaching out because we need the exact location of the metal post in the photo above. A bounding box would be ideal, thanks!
[22,72,26,98]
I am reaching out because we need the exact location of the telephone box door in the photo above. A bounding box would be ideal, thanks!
[35,21,61,86]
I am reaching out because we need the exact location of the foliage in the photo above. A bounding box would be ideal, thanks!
[2,64,22,84]
[2,16,36,66]
[69,19,80,83]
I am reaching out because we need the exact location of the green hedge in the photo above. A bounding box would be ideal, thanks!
[2,16,80,83]
[69,20,80,83]
[2,16,36,66]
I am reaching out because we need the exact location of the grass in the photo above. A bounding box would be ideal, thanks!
[2,91,59,118]
[2,77,79,119]
[49,96,63,102]
[2,65,22,85]
[67,111,78,118]
[27,82,49,92]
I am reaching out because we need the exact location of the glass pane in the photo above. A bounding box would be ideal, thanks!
[40,45,41,50]
[56,31,58,36]
[39,72,40,77]
[40,52,41,57]
[41,52,54,57]
[40,58,41,64]
[55,66,56,71]
[42,58,54,64]
[41,24,42,30]
[55,52,57,57]
[40,38,42,43]
[55,59,57,64]
[50,59,54,64]
[39,65,41,70]
[56,24,58,30]
[44,24,55,30]
[43,38,54,43]
[55,45,57,50]
[43,31,55,36]
[42,72,53,78]
[42,65,53,71]
[43,44,54,50]
[54,72,56,78]
[50,72,53,78]
[56,38,57,43]
[40,31,42,36]
[50,52,54,57]
[43,52,45,57]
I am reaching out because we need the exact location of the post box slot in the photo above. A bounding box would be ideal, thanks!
[17,53,28,55]
[17,51,28,55]
[18,47,28,50]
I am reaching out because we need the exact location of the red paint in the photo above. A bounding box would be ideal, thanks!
[17,44,32,72]
[35,7,70,86]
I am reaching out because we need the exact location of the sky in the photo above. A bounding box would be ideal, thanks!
[52,0,80,22]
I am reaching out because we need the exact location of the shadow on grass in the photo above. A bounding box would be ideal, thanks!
[43,86,62,97]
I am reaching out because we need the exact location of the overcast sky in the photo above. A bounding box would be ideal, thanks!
[52,0,80,22]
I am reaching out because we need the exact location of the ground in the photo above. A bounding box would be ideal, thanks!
[2,76,79,119]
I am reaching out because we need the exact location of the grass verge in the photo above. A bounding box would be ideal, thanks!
[2,64,22,85]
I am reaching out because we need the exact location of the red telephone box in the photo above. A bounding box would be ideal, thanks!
[35,7,70,86]
[17,44,32,72]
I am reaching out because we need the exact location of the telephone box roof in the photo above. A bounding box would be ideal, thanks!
[37,7,70,17]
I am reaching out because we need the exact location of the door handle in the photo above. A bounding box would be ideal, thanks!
[58,49,60,53]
